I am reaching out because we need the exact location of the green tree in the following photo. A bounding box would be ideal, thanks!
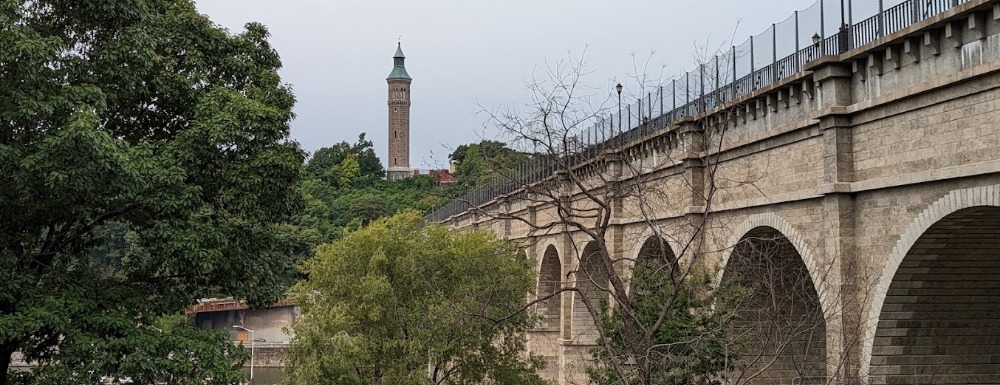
[338,153,362,190]
[351,133,386,184]
[283,212,546,385]
[12,315,250,385]
[347,194,387,225]
[306,142,352,179]
[0,0,302,382]
[448,140,526,188]
[306,133,385,186]
[589,257,735,385]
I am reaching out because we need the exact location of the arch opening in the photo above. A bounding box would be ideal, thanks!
[869,206,1000,384]
[721,226,827,385]
[628,235,679,301]
[536,245,562,330]
[572,242,610,345]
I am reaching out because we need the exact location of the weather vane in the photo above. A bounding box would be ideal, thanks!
[397,34,402,43]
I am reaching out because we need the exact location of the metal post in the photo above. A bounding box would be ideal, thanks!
[820,0,826,55]
[848,0,853,25]
[878,0,884,37]
[618,87,622,135]
[795,11,801,70]
[627,104,632,133]
[840,0,846,26]
[685,72,690,116]
[699,64,705,114]
[731,46,737,100]
[235,326,255,384]
[659,86,664,129]
[772,23,778,82]
[714,57,720,104]
[750,35,756,73]
[647,92,652,134]
[637,97,642,137]
[672,78,677,117]
[912,0,920,23]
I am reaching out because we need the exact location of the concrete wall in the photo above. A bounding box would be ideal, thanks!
[193,306,297,345]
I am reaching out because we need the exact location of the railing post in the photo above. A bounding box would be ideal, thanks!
[685,72,691,116]
[647,92,652,133]
[731,46,737,100]
[659,86,664,129]
[795,10,801,70]
[912,0,920,23]
[672,78,677,117]
[772,23,778,82]
[714,57,720,104]
[699,64,706,114]
[637,97,642,134]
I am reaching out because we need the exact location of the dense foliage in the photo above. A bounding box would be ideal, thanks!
[589,257,737,385]
[283,212,547,385]
[0,0,303,382]
[295,137,458,245]
[448,140,527,189]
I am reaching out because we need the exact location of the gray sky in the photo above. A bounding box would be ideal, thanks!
[194,0,829,169]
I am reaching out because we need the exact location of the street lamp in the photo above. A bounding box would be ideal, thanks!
[234,325,256,384]
[615,83,623,139]
[812,32,822,46]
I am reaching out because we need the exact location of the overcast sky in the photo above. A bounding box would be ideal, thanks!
[194,0,831,169]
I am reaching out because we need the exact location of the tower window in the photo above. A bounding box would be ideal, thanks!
[394,131,397,138]
[394,108,398,112]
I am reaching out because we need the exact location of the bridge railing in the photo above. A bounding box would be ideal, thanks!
[427,0,971,223]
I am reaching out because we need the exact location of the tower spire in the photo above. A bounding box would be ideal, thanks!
[386,42,413,180]
[388,42,410,80]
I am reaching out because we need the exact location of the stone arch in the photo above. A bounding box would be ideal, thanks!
[570,241,610,345]
[627,226,682,266]
[720,220,828,384]
[536,244,562,330]
[862,185,1000,384]
[718,213,830,303]
[624,235,679,297]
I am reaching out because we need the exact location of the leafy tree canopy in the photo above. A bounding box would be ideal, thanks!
[305,133,385,188]
[0,0,303,381]
[589,257,737,385]
[448,140,526,188]
[283,212,547,385]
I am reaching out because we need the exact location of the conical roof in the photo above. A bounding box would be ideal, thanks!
[387,42,411,80]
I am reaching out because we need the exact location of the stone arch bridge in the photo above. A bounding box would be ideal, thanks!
[433,1,1000,384]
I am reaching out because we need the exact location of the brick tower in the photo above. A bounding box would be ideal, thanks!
[386,42,413,181]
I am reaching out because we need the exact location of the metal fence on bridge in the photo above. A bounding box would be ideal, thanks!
[427,0,970,222]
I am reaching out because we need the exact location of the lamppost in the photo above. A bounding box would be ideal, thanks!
[234,325,256,384]
[615,83,623,142]
[812,33,823,60]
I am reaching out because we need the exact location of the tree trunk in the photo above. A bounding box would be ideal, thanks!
[0,342,15,385]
